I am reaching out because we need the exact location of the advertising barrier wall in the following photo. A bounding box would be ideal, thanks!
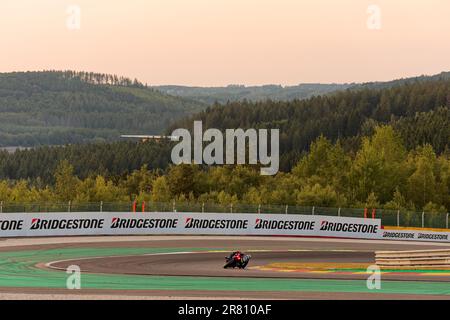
[0,211,448,242]
[380,228,450,243]
[0,212,380,238]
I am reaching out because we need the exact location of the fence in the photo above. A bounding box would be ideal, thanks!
[0,201,448,229]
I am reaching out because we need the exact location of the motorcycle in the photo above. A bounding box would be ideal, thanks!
[223,251,251,269]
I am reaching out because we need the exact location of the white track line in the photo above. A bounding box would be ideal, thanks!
[45,251,197,270]
[44,249,365,271]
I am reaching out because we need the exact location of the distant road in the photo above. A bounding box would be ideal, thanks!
[0,146,31,153]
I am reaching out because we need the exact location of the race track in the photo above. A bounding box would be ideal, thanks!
[0,236,450,299]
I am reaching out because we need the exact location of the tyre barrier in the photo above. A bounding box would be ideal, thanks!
[375,249,450,268]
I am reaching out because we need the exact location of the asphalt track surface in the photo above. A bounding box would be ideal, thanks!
[1,236,450,299]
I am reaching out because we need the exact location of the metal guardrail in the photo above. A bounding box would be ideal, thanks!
[0,201,448,229]
[376,250,450,268]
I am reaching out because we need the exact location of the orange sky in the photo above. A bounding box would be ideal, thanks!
[0,0,449,86]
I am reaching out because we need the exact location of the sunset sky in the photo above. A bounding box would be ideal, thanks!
[0,0,449,86]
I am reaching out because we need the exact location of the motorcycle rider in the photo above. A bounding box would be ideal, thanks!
[224,250,250,269]
[228,250,243,262]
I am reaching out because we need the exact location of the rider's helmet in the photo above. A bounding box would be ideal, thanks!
[233,251,242,261]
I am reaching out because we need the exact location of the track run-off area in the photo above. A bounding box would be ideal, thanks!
[0,236,450,299]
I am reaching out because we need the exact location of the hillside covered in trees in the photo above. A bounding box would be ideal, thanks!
[0,126,448,213]
[1,71,448,150]
[170,75,450,171]
[0,73,448,180]
[0,71,449,212]
[0,71,203,147]
[154,83,351,105]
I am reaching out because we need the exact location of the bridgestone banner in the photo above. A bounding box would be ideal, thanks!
[0,212,447,243]
[380,229,450,242]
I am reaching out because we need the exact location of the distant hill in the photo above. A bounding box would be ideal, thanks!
[154,72,450,104]
[1,70,448,149]
[354,71,450,90]
[153,83,352,104]
[0,71,204,147]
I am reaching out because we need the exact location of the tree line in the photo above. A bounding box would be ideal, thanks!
[0,126,448,213]
[59,70,146,87]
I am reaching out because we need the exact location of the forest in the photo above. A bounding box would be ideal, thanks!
[0,71,203,146]
[0,74,449,182]
[154,83,351,105]
[0,70,448,150]
[0,125,449,213]
[0,141,172,183]
[170,76,450,171]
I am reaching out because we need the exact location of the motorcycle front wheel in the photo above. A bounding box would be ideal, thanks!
[223,259,235,269]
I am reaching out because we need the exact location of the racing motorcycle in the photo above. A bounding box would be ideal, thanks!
[223,251,251,269]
